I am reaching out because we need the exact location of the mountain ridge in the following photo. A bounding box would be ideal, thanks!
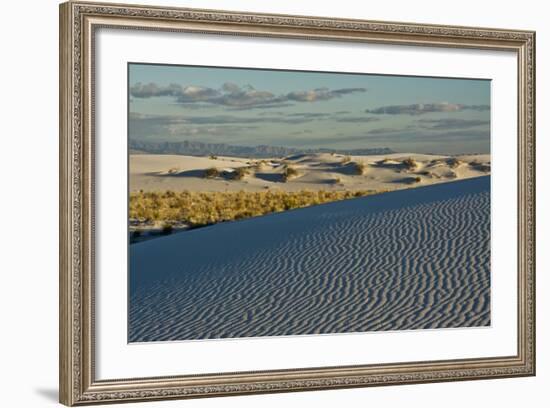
[129,140,396,158]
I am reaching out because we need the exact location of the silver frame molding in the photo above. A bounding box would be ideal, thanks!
[59,1,536,405]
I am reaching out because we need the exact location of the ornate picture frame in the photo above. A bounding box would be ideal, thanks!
[59,1,535,405]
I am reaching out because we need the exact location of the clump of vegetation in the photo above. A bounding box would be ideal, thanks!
[341,155,352,164]
[161,223,173,235]
[351,161,367,175]
[469,161,491,172]
[282,165,299,182]
[167,167,179,175]
[129,189,382,230]
[402,157,418,170]
[232,167,250,180]
[204,167,220,179]
[405,176,422,184]
[448,158,463,168]
[209,154,218,160]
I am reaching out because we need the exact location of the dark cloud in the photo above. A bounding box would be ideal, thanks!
[334,116,380,123]
[367,127,413,135]
[286,112,328,118]
[130,82,366,110]
[365,102,490,115]
[417,118,490,129]
[227,103,296,111]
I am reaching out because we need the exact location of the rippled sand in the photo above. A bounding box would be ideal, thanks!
[129,176,490,342]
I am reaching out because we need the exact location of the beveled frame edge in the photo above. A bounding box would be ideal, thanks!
[59,1,536,405]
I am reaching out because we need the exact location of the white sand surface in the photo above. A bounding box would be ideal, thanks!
[130,153,490,193]
[129,176,491,342]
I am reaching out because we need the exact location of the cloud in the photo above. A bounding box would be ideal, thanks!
[417,118,490,129]
[175,86,221,103]
[129,83,182,98]
[334,116,380,123]
[129,112,320,128]
[367,127,413,135]
[364,129,490,143]
[286,112,328,118]
[365,102,490,115]
[130,82,366,110]
[290,129,313,135]
[129,112,259,140]
[222,82,240,93]
[287,87,366,102]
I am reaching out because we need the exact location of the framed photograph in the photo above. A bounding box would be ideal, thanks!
[59,1,536,405]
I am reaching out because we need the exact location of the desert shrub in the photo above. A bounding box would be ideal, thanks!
[161,223,173,235]
[167,167,179,174]
[404,176,422,184]
[402,157,418,170]
[448,158,463,168]
[351,161,367,175]
[204,167,220,179]
[129,189,384,230]
[469,161,490,172]
[232,167,249,180]
[209,155,218,160]
[341,155,352,164]
[282,165,299,182]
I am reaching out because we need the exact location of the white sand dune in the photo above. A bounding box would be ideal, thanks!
[130,153,490,193]
[129,176,491,342]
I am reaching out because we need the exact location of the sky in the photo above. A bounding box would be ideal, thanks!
[129,63,491,154]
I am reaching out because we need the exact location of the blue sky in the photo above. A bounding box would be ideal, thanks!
[129,63,490,154]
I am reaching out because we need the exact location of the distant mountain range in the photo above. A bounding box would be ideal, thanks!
[130,140,395,158]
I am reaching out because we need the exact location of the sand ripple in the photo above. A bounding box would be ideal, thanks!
[129,176,490,342]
